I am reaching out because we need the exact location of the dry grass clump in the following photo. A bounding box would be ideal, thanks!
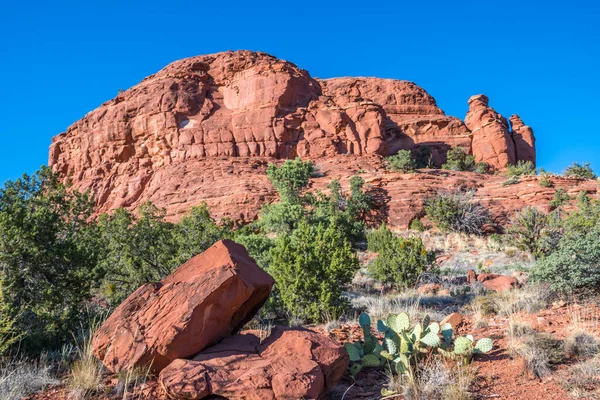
[350,292,448,323]
[514,333,565,379]
[564,306,600,360]
[562,356,600,398]
[396,357,475,400]
[0,359,58,400]
[115,365,152,399]
[565,332,599,359]
[68,323,105,399]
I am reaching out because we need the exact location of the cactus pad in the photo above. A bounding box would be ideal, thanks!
[474,338,494,354]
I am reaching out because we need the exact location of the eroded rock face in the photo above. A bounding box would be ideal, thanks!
[465,94,517,169]
[510,115,536,165]
[91,240,274,373]
[159,327,349,400]
[49,50,541,222]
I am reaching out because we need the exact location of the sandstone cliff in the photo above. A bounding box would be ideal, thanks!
[48,50,578,227]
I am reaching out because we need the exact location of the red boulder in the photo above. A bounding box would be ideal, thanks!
[92,240,274,373]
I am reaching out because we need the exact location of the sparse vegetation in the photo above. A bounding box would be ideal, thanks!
[367,224,435,290]
[388,150,417,172]
[424,191,490,235]
[563,162,596,179]
[549,188,570,210]
[506,160,536,178]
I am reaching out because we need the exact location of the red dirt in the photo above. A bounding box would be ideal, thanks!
[25,302,600,400]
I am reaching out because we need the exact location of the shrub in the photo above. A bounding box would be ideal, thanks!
[367,224,435,289]
[424,191,490,235]
[516,333,565,378]
[506,160,536,178]
[563,162,596,179]
[507,207,559,259]
[502,176,520,186]
[0,359,58,399]
[549,189,570,210]
[565,332,599,359]
[97,203,180,304]
[0,167,99,355]
[442,147,476,172]
[539,175,553,188]
[410,218,426,232]
[266,158,315,203]
[267,219,358,322]
[388,150,416,172]
[530,224,600,292]
[174,204,230,263]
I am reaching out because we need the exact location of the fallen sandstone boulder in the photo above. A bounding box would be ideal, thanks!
[159,326,349,400]
[92,240,274,373]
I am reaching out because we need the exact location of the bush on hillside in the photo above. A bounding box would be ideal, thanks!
[266,157,315,203]
[507,207,561,259]
[442,147,475,172]
[506,160,536,178]
[549,189,570,210]
[424,191,490,234]
[530,224,600,293]
[367,224,435,289]
[563,162,596,179]
[387,150,416,172]
[267,219,358,322]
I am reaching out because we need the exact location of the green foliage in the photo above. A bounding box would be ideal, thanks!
[531,224,600,292]
[409,218,426,232]
[96,203,179,304]
[367,225,435,289]
[0,167,99,354]
[560,195,600,237]
[442,147,478,172]
[549,189,570,210]
[424,191,490,234]
[563,162,596,179]
[502,176,521,186]
[506,160,536,178]
[175,204,232,263]
[267,219,358,322]
[539,175,553,188]
[387,150,416,173]
[507,207,561,259]
[266,158,315,203]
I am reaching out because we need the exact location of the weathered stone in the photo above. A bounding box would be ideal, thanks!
[47,51,553,227]
[159,327,349,400]
[482,276,520,292]
[92,240,274,373]
[440,313,463,329]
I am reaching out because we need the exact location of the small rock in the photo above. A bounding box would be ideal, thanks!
[417,283,441,295]
[440,312,463,329]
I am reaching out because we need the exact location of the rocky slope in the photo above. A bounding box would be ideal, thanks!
[48,50,589,227]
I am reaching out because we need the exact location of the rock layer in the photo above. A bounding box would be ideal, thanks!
[91,240,274,373]
[49,51,542,223]
[159,327,349,400]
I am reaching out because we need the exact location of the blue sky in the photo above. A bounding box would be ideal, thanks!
[1,0,598,185]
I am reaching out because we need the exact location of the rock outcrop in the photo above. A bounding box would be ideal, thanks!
[92,240,274,373]
[510,115,536,165]
[48,50,550,225]
[465,95,536,170]
[159,327,349,400]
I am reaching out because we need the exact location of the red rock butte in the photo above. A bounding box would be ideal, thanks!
[50,50,594,227]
